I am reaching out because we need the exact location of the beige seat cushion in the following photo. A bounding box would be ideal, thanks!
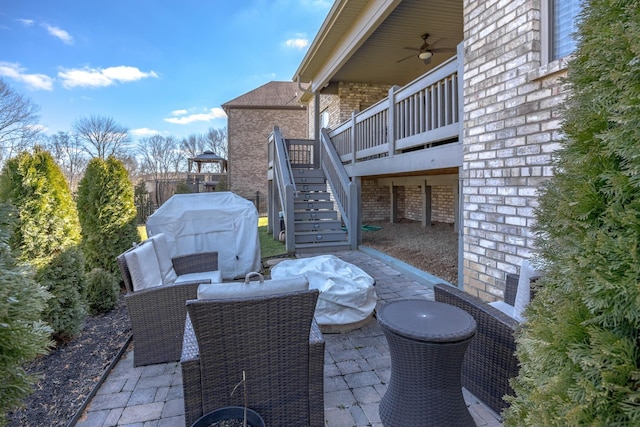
[148,233,178,284]
[197,273,308,300]
[176,270,223,286]
[124,241,163,291]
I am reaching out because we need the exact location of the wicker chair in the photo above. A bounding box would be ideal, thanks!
[116,246,219,367]
[433,274,528,415]
[181,289,325,427]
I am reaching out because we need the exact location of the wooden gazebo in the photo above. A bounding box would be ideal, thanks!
[187,151,228,173]
[187,151,228,191]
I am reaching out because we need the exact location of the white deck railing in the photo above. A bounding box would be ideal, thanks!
[328,52,462,166]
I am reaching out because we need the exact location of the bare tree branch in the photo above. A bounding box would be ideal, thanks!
[138,134,184,180]
[0,78,41,163]
[73,115,130,160]
[45,131,88,191]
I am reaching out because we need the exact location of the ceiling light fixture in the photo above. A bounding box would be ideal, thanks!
[419,50,433,60]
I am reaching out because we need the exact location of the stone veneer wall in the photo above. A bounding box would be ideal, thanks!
[227,107,307,212]
[462,0,569,300]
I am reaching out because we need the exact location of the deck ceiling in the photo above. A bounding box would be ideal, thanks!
[295,0,463,90]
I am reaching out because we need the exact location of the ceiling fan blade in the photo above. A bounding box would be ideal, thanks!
[402,46,419,51]
[429,37,447,48]
[430,47,456,53]
[396,54,415,63]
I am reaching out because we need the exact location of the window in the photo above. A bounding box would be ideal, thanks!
[542,0,582,63]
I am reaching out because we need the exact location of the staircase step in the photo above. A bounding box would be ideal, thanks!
[294,220,343,232]
[294,176,325,185]
[294,200,334,211]
[294,211,338,221]
[295,183,327,193]
[294,230,348,244]
[295,241,352,253]
[295,191,331,202]
[292,169,325,179]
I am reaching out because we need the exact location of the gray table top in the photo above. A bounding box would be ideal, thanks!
[378,299,476,342]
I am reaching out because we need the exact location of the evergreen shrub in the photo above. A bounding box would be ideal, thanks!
[0,148,86,342]
[37,247,86,342]
[0,203,52,425]
[0,147,81,262]
[86,268,120,315]
[505,1,640,425]
[77,156,139,275]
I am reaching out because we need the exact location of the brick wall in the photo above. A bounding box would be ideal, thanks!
[462,0,569,300]
[307,83,390,138]
[338,82,391,124]
[227,107,307,210]
[361,178,390,221]
[360,179,455,224]
[433,186,455,223]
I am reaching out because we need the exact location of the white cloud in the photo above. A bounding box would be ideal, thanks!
[170,109,188,116]
[285,37,309,49]
[0,62,53,91]
[16,18,35,27]
[131,128,163,137]
[58,66,159,89]
[164,108,226,125]
[42,23,74,45]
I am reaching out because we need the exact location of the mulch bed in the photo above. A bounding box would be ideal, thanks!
[6,296,131,427]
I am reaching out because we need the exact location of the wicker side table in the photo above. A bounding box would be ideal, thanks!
[378,299,477,427]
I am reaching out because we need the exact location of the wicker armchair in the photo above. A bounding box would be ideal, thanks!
[181,289,325,427]
[117,246,219,367]
[433,274,525,415]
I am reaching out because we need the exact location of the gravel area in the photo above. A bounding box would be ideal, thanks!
[360,219,458,284]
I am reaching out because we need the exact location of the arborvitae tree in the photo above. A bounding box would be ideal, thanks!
[77,156,139,275]
[504,1,640,425]
[85,268,120,315]
[0,148,86,341]
[36,247,86,342]
[0,203,52,425]
[0,147,81,262]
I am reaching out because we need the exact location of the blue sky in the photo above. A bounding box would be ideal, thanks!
[0,0,331,141]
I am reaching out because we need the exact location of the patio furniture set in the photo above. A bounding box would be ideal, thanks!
[117,231,537,426]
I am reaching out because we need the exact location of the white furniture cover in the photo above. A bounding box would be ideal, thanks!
[146,192,261,280]
[270,255,377,326]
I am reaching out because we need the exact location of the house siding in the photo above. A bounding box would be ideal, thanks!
[462,0,568,300]
[227,108,307,212]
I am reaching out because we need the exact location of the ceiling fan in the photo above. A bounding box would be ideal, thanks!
[396,33,455,65]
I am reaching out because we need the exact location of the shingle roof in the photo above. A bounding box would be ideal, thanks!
[222,81,305,110]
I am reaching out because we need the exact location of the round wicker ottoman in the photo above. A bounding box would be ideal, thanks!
[378,299,477,426]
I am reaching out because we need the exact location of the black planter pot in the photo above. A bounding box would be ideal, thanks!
[190,406,265,427]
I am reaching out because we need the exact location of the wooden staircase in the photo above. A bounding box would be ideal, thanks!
[291,168,351,253]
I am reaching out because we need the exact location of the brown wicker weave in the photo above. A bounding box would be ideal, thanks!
[377,299,477,427]
[116,245,219,367]
[433,276,522,416]
[180,290,325,427]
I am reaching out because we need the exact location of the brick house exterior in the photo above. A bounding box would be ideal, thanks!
[462,1,569,300]
[223,81,307,212]
[286,0,577,301]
